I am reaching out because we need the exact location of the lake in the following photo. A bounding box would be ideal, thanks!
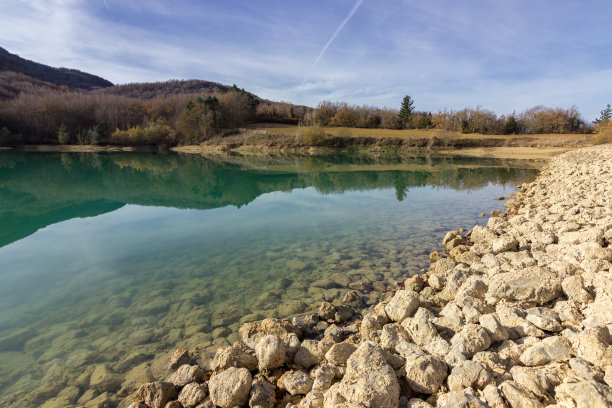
[0,151,541,407]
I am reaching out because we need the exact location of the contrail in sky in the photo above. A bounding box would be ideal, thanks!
[298,0,365,91]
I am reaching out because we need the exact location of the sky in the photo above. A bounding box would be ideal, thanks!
[2,0,611,119]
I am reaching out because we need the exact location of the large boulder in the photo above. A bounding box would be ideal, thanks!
[334,341,400,407]
[135,382,177,408]
[450,324,492,359]
[404,354,448,394]
[282,370,313,395]
[555,380,612,408]
[384,290,420,322]
[166,364,205,387]
[499,380,543,408]
[447,360,492,392]
[213,343,258,371]
[487,267,561,304]
[208,367,252,408]
[256,335,287,371]
[519,337,573,366]
[325,342,357,366]
[178,382,207,408]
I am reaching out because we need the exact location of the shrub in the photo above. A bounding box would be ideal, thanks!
[109,123,176,146]
[296,126,329,146]
[57,124,71,144]
[594,122,612,145]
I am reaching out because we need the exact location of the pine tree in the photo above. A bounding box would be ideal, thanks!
[595,104,611,124]
[398,95,415,128]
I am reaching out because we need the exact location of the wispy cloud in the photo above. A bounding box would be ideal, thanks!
[298,0,365,91]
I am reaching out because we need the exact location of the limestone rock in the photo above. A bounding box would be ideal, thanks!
[325,342,357,366]
[283,370,314,395]
[249,380,275,408]
[298,390,324,408]
[167,364,205,387]
[168,348,191,370]
[335,341,400,407]
[555,380,612,408]
[135,382,177,408]
[519,336,573,366]
[407,398,434,408]
[482,384,508,408]
[213,343,258,371]
[178,382,207,408]
[562,275,594,303]
[479,313,509,343]
[379,323,409,352]
[318,302,336,321]
[450,324,491,359]
[492,237,519,254]
[569,357,604,382]
[402,317,438,348]
[208,367,252,408]
[525,307,562,332]
[499,380,543,408]
[384,290,420,323]
[569,331,612,370]
[435,391,488,407]
[487,267,561,305]
[447,360,492,392]
[256,335,287,371]
[294,339,334,370]
[404,354,448,394]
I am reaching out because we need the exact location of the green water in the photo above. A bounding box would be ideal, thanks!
[0,151,541,407]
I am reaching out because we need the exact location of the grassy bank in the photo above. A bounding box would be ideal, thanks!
[9,123,596,159]
[173,123,594,157]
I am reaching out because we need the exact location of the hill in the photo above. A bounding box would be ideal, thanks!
[97,79,230,99]
[0,46,113,98]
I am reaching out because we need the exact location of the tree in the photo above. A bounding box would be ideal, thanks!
[398,95,415,128]
[505,114,518,134]
[595,104,611,125]
[57,123,70,144]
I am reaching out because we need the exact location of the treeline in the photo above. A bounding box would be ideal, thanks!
[304,100,593,134]
[0,81,605,147]
[0,84,271,145]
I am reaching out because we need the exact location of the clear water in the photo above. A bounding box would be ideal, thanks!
[0,151,541,407]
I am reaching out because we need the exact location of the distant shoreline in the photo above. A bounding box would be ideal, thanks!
[5,143,576,160]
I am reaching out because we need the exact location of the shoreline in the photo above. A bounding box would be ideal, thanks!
[1,140,585,160]
[108,145,612,408]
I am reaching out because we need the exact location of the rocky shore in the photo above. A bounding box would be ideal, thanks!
[110,145,611,407]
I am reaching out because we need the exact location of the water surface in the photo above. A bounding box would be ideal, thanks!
[0,151,541,407]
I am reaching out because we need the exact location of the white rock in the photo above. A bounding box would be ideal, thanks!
[283,370,314,395]
[208,367,252,408]
[404,354,448,394]
[384,290,420,322]
[519,336,573,366]
[334,341,400,407]
[256,335,287,371]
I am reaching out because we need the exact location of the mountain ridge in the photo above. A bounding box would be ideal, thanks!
[0,46,114,91]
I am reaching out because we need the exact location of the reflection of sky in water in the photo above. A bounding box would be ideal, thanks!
[0,183,513,327]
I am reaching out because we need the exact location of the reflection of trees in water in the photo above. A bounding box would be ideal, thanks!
[0,151,540,248]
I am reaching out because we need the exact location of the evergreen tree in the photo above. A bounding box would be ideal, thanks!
[595,104,611,124]
[398,95,415,128]
[505,114,518,134]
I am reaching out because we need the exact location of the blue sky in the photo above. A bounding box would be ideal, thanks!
[2,0,611,119]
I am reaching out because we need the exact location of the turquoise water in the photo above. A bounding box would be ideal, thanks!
[0,151,541,407]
